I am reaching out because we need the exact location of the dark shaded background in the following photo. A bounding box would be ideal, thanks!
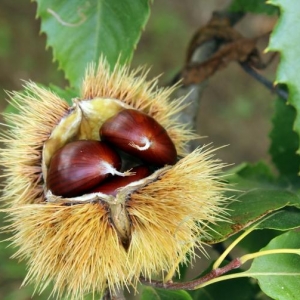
[0,0,277,299]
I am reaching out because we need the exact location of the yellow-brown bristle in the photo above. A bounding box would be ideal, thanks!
[82,58,196,156]
[1,83,69,207]
[127,147,229,281]
[6,203,128,299]
[0,59,230,299]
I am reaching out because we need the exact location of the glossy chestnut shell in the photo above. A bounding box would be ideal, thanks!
[47,140,122,197]
[90,165,151,196]
[100,109,177,166]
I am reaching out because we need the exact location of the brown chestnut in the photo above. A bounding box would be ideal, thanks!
[100,109,177,166]
[89,165,151,196]
[47,140,131,197]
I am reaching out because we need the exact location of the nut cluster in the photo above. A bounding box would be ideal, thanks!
[1,60,228,299]
[47,109,177,198]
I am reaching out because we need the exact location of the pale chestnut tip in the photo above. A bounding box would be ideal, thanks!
[100,109,178,166]
[89,165,151,196]
[47,140,129,197]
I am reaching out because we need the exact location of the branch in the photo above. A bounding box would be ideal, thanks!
[240,62,288,101]
[140,258,241,290]
[171,11,245,152]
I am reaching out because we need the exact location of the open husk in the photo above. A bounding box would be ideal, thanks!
[1,58,229,299]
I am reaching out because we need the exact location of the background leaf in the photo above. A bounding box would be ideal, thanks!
[141,287,192,300]
[48,84,77,105]
[206,163,300,243]
[257,207,300,231]
[206,188,300,243]
[247,231,300,300]
[237,229,280,253]
[269,98,300,184]
[35,0,151,89]
[268,0,300,156]
[188,261,259,300]
[227,162,275,190]
[190,277,258,300]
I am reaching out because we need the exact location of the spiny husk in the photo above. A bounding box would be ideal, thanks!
[127,147,228,281]
[1,84,69,206]
[82,58,195,156]
[0,59,230,299]
[1,59,194,207]
[7,203,128,299]
[4,147,228,299]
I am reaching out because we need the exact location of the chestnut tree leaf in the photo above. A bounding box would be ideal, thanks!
[206,188,300,243]
[269,98,300,184]
[205,163,300,243]
[236,229,281,254]
[34,0,150,89]
[256,207,300,231]
[267,0,300,157]
[141,286,193,300]
[246,231,300,300]
[236,208,300,253]
[3,103,19,115]
[226,161,276,190]
[229,0,278,15]
[48,84,78,105]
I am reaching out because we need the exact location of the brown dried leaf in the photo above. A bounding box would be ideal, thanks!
[186,13,243,63]
[183,12,267,85]
[183,37,258,85]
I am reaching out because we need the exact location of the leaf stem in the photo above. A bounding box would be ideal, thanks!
[212,212,280,269]
[240,249,300,264]
[195,270,300,289]
[213,224,257,269]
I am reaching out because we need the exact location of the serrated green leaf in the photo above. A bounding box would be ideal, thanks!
[229,0,278,15]
[269,98,300,184]
[206,188,300,243]
[227,161,275,190]
[268,0,300,157]
[206,163,300,243]
[257,207,300,231]
[247,231,300,300]
[141,286,192,300]
[35,0,150,89]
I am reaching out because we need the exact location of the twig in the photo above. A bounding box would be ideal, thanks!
[171,11,246,152]
[140,258,241,290]
[240,62,288,101]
